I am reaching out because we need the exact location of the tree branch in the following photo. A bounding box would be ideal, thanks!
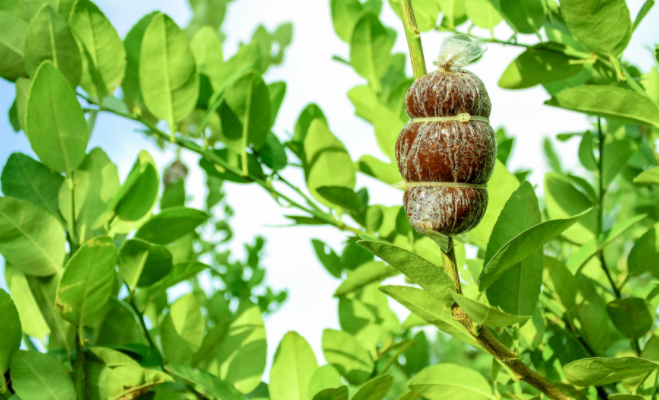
[399,0,427,79]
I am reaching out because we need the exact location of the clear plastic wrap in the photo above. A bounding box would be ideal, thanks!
[435,34,487,70]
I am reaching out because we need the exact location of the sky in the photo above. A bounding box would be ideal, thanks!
[1,0,658,377]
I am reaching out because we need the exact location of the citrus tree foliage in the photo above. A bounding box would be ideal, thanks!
[0,0,658,399]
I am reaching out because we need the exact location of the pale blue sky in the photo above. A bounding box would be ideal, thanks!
[1,0,658,373]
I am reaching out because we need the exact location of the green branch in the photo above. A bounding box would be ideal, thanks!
[399,0,427,79]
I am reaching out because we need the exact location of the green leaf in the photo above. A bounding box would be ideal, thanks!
[118,239,173,290]
[26,274,75,353]
[330,0,363,42]
[546,85,659,129]
[4,266,50,341]
[0,196,65,276]
[499,44,582,89]
[479,207,591,291]
[544,172,597,244]
[308,365,344,398]
[107,150,160,226]
[10,350,75,400]
[122,12,156,114]
[409,364,494,400]
[26,62,89,175]
[196,302,266,394]
[357,240,455,309]
[139,12,199,130]
[135,207,208,245]
[0,10,28,81]
[96,298,145,347]
[578,131,597,171]
[543,256,577,309]
[352,375,393,400]
[268,81,287,127]
[304,119,356,208]
[437,0,467,29]
[334,261,398,297]
[270,332,319,400]
[322,328,373,385]
[465,0,502,29]
[483,181,542,316]
[58,148,120,241]
[0,289,21,374]
[142,262,209,302]
[633,0,654,31]
[564,357,659,387]
[350,13,394,91]
[316,186,363,211]
[218,71,271,152]
[69,0,125,100]
[0,0,28,20]
[357,155,402,185]
[55,236,116,326]
[379,285,475,346]
[260,132,288,171]
[24,4,81,87]
[469,161,520,249]
[312,239,344,278]
[451,292,530,327]
[560,0,632,57]
[1,153,64,221]
[500,0,546,33]
[634,166,659,185]
[161,293,205,365]
[607,298,653,339]
[603,138,638,185]
[313,386,349,400]
[166,365,245,400]
[190,26,224,83]
[566,214,646,273]
[628,222,659,277]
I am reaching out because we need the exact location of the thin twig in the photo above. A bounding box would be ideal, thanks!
[126,291,163,366]
[400,0,427,79]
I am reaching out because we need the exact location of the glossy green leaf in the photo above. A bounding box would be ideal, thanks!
[135,207,208,245]
[578,131,597,171]
[219,71,272,152]
[603,138,638,185]
[25,62,89,175]
[352,375,393,400]
[500,0,546,33]
[69,0,125,99]
[546,86,659,129]
[161,293,205,365]
[118,239,173,290]
[465,0,502,29]
[96,298,145,347]
[139,13,199,129]
[304,119,356,208]
[166,365,245,400]
[107,150,159,226]
[451,292,530,327]
[379,285,475,346]
[607,298,653,339]
[316,186,363,211]
[0,0,28,20]
[144,262,209,300]
[10,350,75,400]
[479,207,591,292]
[4,266,50,340]
[484,181,542,316]
[358,156,402,185]
[358,240,455,308]
[628,223,659,277]
[322,328,373,385]
[24,4,81,87]
[190,26,224,83]
[469,161,520,249]
[313,386,349,400]
[122,12,157,114]
[566,214,646,273]
[55,236,116,326]
[564,357,658,387]
[350,13,394,91]
[409,364,494,400]
[270,331,319,400]
[499,45,582,89]
[544,172,597,244]
[0,196,65,276]
[330,0,363,42]
[634,166,659,185]
[26,274,75,353]
[334,261,398,297]
[560,0,632,57]
[312,239,344,278]
[0,10,28,81]
[14,77,30,131]
[198,302,267,394]
[543,256,577,309]
[308,365,344,398]
[59,148,120,241]
[1,153,64,221]
[260,132,288,171]
[437,0,467,29]
[0,289,21,374]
